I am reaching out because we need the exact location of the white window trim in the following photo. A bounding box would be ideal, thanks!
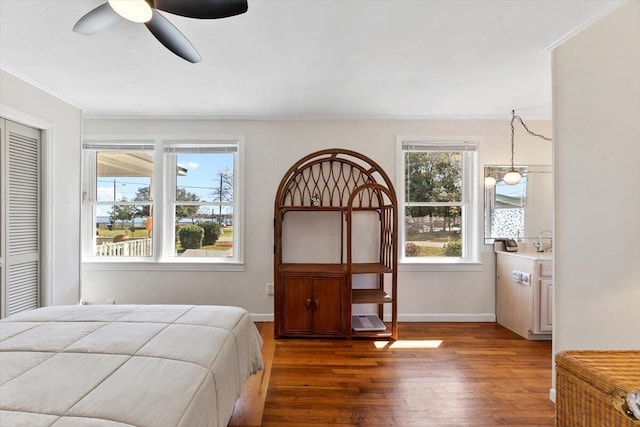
[396,136,482,270]
[81,135,245,270]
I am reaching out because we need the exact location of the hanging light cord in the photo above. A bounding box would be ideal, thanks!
[512,110,553,142]
[510,109,552,168]
[510,112,517,170]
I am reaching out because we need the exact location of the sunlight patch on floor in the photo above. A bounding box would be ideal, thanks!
[374,339,443,349]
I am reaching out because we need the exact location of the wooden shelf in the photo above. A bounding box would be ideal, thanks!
[280,263,345,274]
[352,289,392,304]
[351,326,393,339]
[351,263,392,274]
[280,263,391,275]
[277,206,347,213]
[274,149,398,340]
[276,205,393,213]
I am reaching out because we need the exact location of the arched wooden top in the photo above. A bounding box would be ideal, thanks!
[275,148,396,210]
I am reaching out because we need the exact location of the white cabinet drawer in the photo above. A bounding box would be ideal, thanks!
[539,261,552,277]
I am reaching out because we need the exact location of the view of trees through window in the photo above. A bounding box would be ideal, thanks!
[404,151,464,257]
[90,148,237,259]
[92,150,153,257]
[171,153,234,257]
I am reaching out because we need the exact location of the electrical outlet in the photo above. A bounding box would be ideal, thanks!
[520,273,531,286]
[511,271,522,283]
[266,282,274,296]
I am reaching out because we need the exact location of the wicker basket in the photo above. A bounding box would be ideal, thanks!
[556,350,640,427]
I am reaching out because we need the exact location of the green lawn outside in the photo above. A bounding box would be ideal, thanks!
[98,225,233,252]
[406,232,459,242]
[419,246,444,256]
[97,227,149,238]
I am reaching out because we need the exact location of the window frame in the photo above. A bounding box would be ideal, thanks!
[396,137,481,271]
[81,136,244,271]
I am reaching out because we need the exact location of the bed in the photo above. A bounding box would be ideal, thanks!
[0,304,264,427]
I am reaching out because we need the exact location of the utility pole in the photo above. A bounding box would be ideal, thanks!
[112,179,116,230]
[219,173,223,224]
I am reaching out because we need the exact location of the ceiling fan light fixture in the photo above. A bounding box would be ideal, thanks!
[74,0,248,62]
[108,0,152,23]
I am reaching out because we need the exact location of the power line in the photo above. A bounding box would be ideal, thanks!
[97,179,218,191]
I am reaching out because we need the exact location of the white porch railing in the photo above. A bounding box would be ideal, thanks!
[95,238,152,257]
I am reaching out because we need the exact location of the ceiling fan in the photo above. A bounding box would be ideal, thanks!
[73,0,248,63]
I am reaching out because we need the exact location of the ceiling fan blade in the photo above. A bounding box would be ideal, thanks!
[145,10,202,63]
[152,0,248,19]
[72,2,122,35]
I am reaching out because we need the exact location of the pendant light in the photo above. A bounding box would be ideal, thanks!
[484,176,497,189]
[504,110,552,185]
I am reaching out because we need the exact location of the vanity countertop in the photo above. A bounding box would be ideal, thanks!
[495,250,552,260]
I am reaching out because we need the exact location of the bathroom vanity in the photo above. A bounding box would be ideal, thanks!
[485,164,553,340]
[495,249,552,340]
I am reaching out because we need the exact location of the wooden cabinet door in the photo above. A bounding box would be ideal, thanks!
[311,277,343,334]
[283,276,313,334]
[539,278,553,332]
[281,274,344,336]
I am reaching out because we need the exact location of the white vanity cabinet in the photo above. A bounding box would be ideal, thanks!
[496,251,552,340]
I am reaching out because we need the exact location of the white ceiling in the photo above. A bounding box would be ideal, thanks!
[0,0,620,119]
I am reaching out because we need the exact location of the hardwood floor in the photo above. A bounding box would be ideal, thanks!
[230,322,555,426]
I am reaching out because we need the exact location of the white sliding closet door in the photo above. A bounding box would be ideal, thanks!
[0,118,41,318]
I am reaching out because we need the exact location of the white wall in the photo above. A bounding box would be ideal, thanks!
[0,69,82,306]
[82,118,551,319]
[524,170,553,238]
[552,0,640,358]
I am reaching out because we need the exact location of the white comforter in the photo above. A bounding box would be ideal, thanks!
[0,305,264,427]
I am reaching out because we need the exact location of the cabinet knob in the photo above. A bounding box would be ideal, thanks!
[305,299,312,309]
[314,299,320,309]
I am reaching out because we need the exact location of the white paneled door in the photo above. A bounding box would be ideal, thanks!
[0,118,41,318]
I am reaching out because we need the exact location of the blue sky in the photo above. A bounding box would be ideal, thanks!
[176,153,234,202]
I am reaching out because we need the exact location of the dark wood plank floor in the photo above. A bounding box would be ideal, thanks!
[232,322,555,426]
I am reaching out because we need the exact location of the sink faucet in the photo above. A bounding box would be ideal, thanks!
[537,230,553,252]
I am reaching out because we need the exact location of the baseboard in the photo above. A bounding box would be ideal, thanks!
[249,313,497,323]
[396,313,497,322]
[251,313,275,322]
[549,387,556,403]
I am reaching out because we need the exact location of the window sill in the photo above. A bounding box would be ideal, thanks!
[82,259,245,272]
[399,259,484,272]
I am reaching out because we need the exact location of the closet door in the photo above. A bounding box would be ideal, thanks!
[0,119,41,318]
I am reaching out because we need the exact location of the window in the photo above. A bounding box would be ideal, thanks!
[82,138,242,265]
[398,140,478,264]
[164,143,238,259]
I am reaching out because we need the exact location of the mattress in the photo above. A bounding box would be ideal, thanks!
[0,304,264,427]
